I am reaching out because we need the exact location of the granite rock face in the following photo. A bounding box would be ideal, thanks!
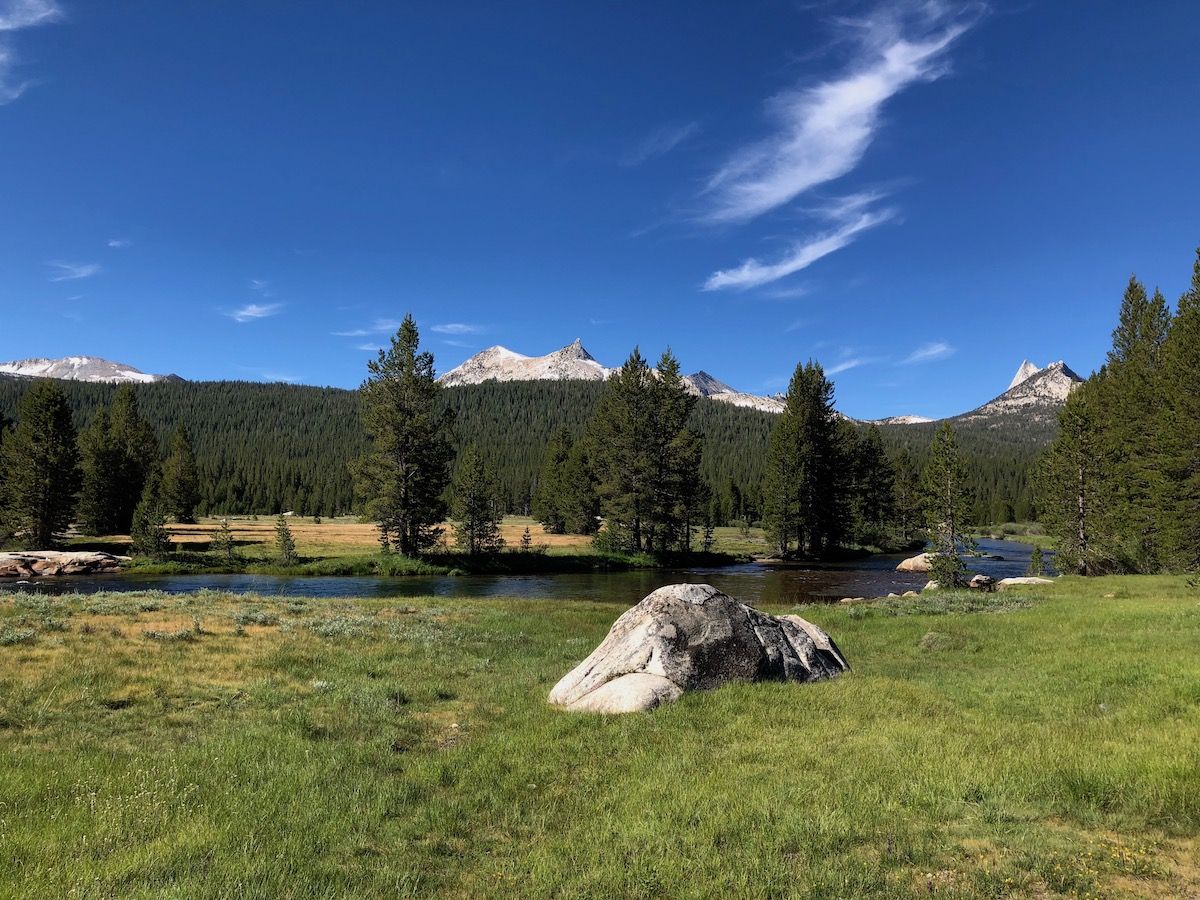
[0,551,128,578]
[548,583,849,713]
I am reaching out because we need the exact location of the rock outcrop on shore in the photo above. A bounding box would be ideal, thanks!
[549,583,848,714]
[0,551,128,577]
[896,553,933,573]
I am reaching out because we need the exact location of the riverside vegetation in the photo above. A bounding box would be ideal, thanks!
[1,576,1198,897]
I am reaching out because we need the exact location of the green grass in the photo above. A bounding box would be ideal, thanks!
[1,577,1198,897]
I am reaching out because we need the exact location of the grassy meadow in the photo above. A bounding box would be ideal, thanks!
[1,576,1198,897]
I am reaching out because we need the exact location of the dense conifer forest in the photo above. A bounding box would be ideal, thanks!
[0,374,1045,523]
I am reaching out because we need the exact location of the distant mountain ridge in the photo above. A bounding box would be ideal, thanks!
[0,348,1084,425]
[0,356,179,384]
[439,339,786,413]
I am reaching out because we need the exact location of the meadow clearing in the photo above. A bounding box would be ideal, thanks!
[1,576,1198,897]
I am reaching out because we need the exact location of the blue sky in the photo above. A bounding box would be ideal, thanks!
[1,1,1198,418]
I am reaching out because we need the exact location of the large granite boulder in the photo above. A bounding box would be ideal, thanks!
[896,552,932,573]
[0,551,128,578]
[548,583,849,714]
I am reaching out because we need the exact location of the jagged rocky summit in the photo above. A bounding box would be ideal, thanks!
[957,360,1083,424]
[0,356,178,384]
[548,583,849,713]
[439,339,786,413]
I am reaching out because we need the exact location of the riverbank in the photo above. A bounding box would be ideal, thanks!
[2,576,1196,897]
[40,515,755,577]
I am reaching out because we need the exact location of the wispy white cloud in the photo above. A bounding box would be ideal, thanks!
[333,317,402,338]
[622,120,700,167]
[355,342,381,352]
[702,192,895,291]
[441,338,473,348]
[106,238,131,248]
[0,0,63,105]
[703,1,980,224]
[902,341,955,364]
[47,261,101,281]
[228,303,283,323]
[248,278,274,297]
[827,357,868,375]
[430,322,483,335]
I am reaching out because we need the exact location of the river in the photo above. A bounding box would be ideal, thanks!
[3,539,1039,607]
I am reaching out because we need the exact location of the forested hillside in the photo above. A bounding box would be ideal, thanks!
[0,375,1044,522]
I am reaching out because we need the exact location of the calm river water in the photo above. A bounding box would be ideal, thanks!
[5,539,1037,607]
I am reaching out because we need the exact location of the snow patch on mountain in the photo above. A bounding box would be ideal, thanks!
[0,356,175,384]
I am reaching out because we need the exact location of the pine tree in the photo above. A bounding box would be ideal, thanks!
[0,381,80,549]
[210,517,238,562]
[130,469,171,558]
[109,386,158,534]
[587,349,657,552]
[274,514,298,566]
[532,426,572,534]
[891,448,922,546]
[1035,380,1111,574]
[1157,248,1200,570]
[761,361,843,557]
[559,439,600,534]
[1096,276,1172,568]
[352,314,455,556]
[160,424,200,523]
[649,350,702,552]
[452,444,504,555]
[851,423,896,547]
[77,406,123,535]
[921,423,975,587]
[1027,547,1045,577]
[518,526,533,553]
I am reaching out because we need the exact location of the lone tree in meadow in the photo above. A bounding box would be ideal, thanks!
[452,444,505,555]
[761,361,844,558]
[160,424,200,523]
[0,380,80,549]
[352,314,455,556]
[210,517,238,563]
[274,514,298,566]
[920,422,975,587]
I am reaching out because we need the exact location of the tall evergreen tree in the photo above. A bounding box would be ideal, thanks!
[586,348,702,553]
[130,468,171,558]
[1155,248,1200,570]
[761,361,843,557]
[1095,276,1172,568]
[587,349,659,552]
[921,423,975,587]
[531,426,573,534]
[160,424,200,523]
[352,314,455,556]
[77,406,123,535]
[109,385,158,533]
[649,350,702,552]
[851,423,896,547]
[1035,381,1111,574]
[891,448,922,546]
[452,444,505,555]
[0,381,80,549]
[559,439,600,534]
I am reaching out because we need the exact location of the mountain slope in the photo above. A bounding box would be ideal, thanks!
[0,356,177,384]
[958,361,1083,424]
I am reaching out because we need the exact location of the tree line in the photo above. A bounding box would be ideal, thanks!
[0,382,199,552]
[1036,248,1200,574]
